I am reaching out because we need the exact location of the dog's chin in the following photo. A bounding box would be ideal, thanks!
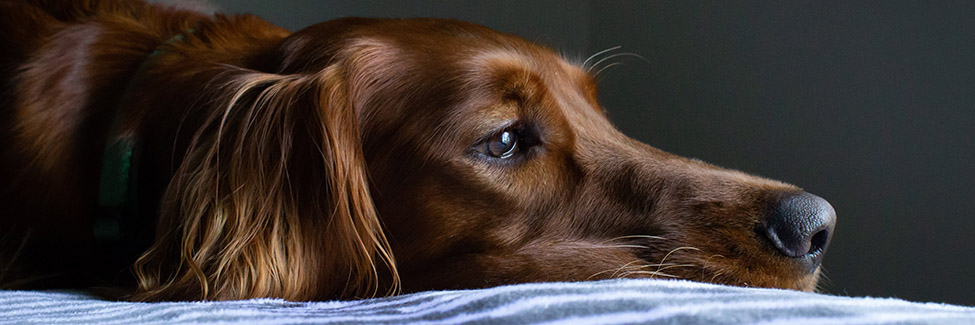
[801,269,823,292]
[708,267,823,292]
[630,258,824,292]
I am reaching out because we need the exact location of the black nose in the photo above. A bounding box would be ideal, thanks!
[763,192,836,266]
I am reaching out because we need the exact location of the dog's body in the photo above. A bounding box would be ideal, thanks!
[0,0,835,301]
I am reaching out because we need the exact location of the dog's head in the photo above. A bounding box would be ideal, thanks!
[135,18,835,300]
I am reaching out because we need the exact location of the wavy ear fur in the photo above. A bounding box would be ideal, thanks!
[132,66,398,301]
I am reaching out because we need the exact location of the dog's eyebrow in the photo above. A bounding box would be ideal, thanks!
[459,99,521,143]
[476,51,604,119]
[467,49,534,69]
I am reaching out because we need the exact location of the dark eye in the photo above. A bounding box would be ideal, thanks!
[486,130,519,159]
[474,123,540,161]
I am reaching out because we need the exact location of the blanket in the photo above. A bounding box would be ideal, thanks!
[1,279,973,324]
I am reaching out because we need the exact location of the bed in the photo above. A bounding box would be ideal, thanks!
[2,279,973,324]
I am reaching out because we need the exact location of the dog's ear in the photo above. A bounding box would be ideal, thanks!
[132,66,398,301]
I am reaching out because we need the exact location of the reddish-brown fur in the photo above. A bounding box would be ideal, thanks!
[0,0,833,301]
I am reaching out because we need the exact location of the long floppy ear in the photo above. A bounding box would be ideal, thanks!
[132,66,398,301]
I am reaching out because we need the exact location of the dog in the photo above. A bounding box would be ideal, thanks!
[0,0,836,301]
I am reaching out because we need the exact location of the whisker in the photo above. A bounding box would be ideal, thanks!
[710,271,725,283]
[654,246,700,274]
[593,62,622,78]
[697,254,726,280]
[631,263,696,271]
[619,270,679,279]
[618,234,668,240]
[654,264,696,273]
[582,45,622,69]
[593,244,647,250]
[586,259,646,281]
[815,266,832,293]
[611,260,645,278]
[600,234,668,244]
[585,269,614,281]
[626,263,697,280]
[701,254,726,267]
[658,246,701,264]
[588,52,648,73]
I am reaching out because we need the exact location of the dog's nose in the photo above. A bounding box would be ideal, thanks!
[762,192,836,265]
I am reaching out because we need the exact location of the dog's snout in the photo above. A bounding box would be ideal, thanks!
[762,192,836,265]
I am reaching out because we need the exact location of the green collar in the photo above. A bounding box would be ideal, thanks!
[94,30,193,242]
[94,136,137,241]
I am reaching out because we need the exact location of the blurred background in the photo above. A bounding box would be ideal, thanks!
[195,0,975,305]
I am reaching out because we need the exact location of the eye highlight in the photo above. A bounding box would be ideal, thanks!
[474,124,538,161]
[486,130,518,159]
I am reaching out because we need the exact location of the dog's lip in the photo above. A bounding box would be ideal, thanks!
[795,246,826,273]
[628,243,822,290]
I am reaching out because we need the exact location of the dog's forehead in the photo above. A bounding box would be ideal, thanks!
[456,49,615,136]
[337,21,621,157]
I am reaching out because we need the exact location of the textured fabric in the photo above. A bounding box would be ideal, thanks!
[1,279,973,324]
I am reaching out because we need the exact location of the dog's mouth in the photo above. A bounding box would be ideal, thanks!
[701,266,823,292]
[629,255,824,292]
[616,235,826,292]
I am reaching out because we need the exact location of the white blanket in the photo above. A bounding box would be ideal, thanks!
[2,279,973,324]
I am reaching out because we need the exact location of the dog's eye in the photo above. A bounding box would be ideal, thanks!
[474,124,539,161]
[486,130,519,159]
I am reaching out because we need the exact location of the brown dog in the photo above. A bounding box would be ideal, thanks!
[0,0,835,301]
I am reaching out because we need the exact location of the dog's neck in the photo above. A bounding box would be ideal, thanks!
[93,29,196,243]
[89,11,289,260]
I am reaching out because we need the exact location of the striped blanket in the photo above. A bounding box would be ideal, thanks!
[1,279,973,324]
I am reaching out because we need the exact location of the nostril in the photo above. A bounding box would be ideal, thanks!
[808,228,829,255]
[762,192,836,261]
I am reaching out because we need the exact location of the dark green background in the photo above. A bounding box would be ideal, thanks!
[195,0,975,305]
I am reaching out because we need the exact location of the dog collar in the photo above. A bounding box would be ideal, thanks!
[94,30,194,242]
